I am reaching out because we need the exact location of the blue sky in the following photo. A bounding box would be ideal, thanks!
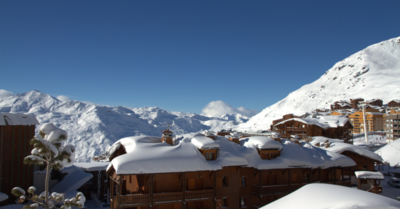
[1,0,400,114]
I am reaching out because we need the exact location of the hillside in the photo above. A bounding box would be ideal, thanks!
[0,91,246,162]
[238,36,400,130]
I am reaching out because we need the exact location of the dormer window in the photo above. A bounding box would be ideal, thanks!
[257,149,281,160]
[205,152,215,160]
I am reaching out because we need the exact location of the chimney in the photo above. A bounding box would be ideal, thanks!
[161,128,174,145]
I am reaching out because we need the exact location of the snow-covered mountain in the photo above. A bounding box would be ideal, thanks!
[238,36,400,130]
[0,91,246,162]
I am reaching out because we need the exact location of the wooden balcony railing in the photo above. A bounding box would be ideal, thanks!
[120,194,151,207]
[118,189,214,207]
[185,189,214,201]
[154,192,182,204]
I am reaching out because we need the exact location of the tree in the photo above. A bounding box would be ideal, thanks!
[11,123,85,209]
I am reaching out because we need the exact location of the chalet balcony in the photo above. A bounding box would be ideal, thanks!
[285,127,307,132]
[116,189,214,208]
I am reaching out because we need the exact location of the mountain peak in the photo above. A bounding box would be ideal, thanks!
[239,36,400,130]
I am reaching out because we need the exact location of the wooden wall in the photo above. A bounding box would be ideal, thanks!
[0,125,35,204]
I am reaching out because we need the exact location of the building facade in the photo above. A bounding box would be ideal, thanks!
[0,113,39,204]
[107,131,356,209]
[349,110,384,134]
[384,114,400,141]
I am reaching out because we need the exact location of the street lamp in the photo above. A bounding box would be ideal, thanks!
[359,102,368,143]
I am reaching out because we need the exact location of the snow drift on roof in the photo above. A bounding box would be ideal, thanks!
[355,171,384,180]
[0,113,39,126]
[74,162,110,172]
[191,136,220,149]
[325,142,383,162]
[240,137,355,170]
[261,183,400,209]
[310,136,344,146]
[109,135,222,175]
[375,139,400,166]
[243,137,283,150]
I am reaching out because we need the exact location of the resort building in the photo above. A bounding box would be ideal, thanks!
[384,114,400,141]
[349,110,384,134]
[106,129,356,209]
[273,115,353,142]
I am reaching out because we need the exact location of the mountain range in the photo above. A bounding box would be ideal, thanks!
[0,91,247,162]
[1,36,399,162]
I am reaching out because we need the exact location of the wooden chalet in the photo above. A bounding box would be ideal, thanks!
[350,98,365,109]
[0,113,39,204]
[324,142,383,193]
[273,116,353,143]
[388,100,400,108]
[107,129,356,209]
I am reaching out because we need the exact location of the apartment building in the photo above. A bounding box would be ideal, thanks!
[384,114,400,141]
[349,109,384,134]
[106,130,359,209]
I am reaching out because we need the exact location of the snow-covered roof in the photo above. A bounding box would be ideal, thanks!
[240,137,355,170]
[324,142,383,162]
[375,139,400,166]
[109,135,222,175]
[52,166,93,193]
[0,113,39,126]
[74,162,110,172]
[243,137,283,150]
[354,171,384,180]
[191,135,220,149]
[0,192,8,202]
[309,136,345,147]
[261,183,400,209]
[108,135,355,175]
[274,115,349,129]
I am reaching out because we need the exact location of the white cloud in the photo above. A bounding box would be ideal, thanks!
[57,95,70,102]
[0,89,13,99]
[202,100,259,117]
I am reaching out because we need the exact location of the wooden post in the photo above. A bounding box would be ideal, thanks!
[334,167,337,184]
[319,169,321,182]
[183,173,186,209]
[118,179,122,209]
[213,171,216,209]
[259,170,262,207]
[288,169,291,192]
[150,174,154,209]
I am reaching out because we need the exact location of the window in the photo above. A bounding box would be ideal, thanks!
[241,177,246,187]
[222,176,229,187]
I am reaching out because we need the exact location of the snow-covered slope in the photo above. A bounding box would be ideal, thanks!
[0,91,245,162]
[239,36,400,130]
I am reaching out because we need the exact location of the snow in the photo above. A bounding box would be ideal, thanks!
[0,113,39,126]
[355,171,384,179]
[74,162,110,171]
[261,183,400,209]
[190,136,220,149]
[310,136,343,146]
[109,135,221,175]
[240,138,355,170]
[375,138,400,166]
[108,135,356,174]
[239,36,400,131]
[242,137,283,150]
[324,142,383,162]
[0,192,8,202]
[51,166,93,193]
[0,91,245,162]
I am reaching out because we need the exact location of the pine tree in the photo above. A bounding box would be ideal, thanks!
[11,123,85,209]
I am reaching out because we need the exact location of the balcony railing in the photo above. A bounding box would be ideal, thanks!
[154,192,183,204]
[253,184,306,196]
[185,189,214,201]
[120,194,151,207]
[118,189,214,207]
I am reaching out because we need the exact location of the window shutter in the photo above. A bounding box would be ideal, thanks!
[217,177,223,188]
